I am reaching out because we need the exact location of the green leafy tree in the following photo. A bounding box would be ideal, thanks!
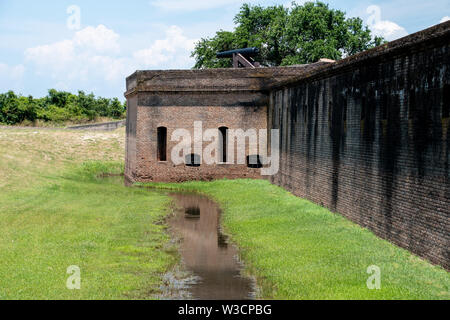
[0,89,126,125]
[192,1,384,68]
[109,98,126,118]
[47,89,72,108]
[0,91,33,124]
[19,96,38,122]
[192,31,236,69]
[0,91,20,124]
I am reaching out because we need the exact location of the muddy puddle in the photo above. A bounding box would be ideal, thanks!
[167,192,255,300]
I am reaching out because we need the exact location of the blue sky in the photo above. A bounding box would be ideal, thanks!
[0,0,449,100]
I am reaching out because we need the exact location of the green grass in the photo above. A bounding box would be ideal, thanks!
[1,128,448,300]
[0,129,176,299]
[141,179,450,300]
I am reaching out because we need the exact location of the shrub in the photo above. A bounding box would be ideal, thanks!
[0,89,126,125]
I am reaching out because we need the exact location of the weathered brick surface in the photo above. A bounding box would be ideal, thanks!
[124,95,137,181]
[125,21,450,269]
[269,22,450,269]
[133,104,267,182]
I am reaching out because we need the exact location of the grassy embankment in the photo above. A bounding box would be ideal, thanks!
[0,128,448,299]
[0,128,176,299]
[143,180,450,300]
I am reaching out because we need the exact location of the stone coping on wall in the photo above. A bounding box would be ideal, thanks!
[66,120,126,131]
[124,63,330,97]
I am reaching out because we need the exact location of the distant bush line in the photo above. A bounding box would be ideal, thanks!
[0,89,126,126]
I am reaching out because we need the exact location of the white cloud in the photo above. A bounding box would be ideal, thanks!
[133,26,196,68]
[150,0,245,11]
[366,5,408,41]
[25,40,75,77]
[0,63,25,80]
[24,24,197,96]
[440,16,450,23]
[283,0,306,9]
[370,20,409,40]
[25,25,130,84]
[73,25,120,53]
[0,63,25,92]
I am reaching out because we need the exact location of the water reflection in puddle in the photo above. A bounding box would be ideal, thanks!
[169,193,255,300]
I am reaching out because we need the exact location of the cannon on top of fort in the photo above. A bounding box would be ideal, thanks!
[216,47,261,68]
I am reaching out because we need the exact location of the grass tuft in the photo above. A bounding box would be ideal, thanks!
[0,128,176,300]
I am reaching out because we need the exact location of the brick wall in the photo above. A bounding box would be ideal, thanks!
[133,104,267,182]
[268,22,450,268]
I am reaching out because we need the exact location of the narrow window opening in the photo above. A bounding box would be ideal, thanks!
[247,155,263,169]
[157,127,167,161]
[218,127,228,163]
[185,153,201,167]
[443,84,450,119]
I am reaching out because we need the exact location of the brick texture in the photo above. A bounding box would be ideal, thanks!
[269,23,450,269]
[133,104,267,182]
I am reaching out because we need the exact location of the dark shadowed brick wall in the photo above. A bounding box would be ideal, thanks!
[268,22,450,268]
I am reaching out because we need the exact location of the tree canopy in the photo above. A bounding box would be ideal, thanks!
[0,89,126,125]
[191,1,384,68]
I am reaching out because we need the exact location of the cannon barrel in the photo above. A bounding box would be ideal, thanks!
[216,47,259,59]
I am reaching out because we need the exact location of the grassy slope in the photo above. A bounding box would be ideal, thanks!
[1,128,448,300]
[0,129,176,299]
[143,179,450,300]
